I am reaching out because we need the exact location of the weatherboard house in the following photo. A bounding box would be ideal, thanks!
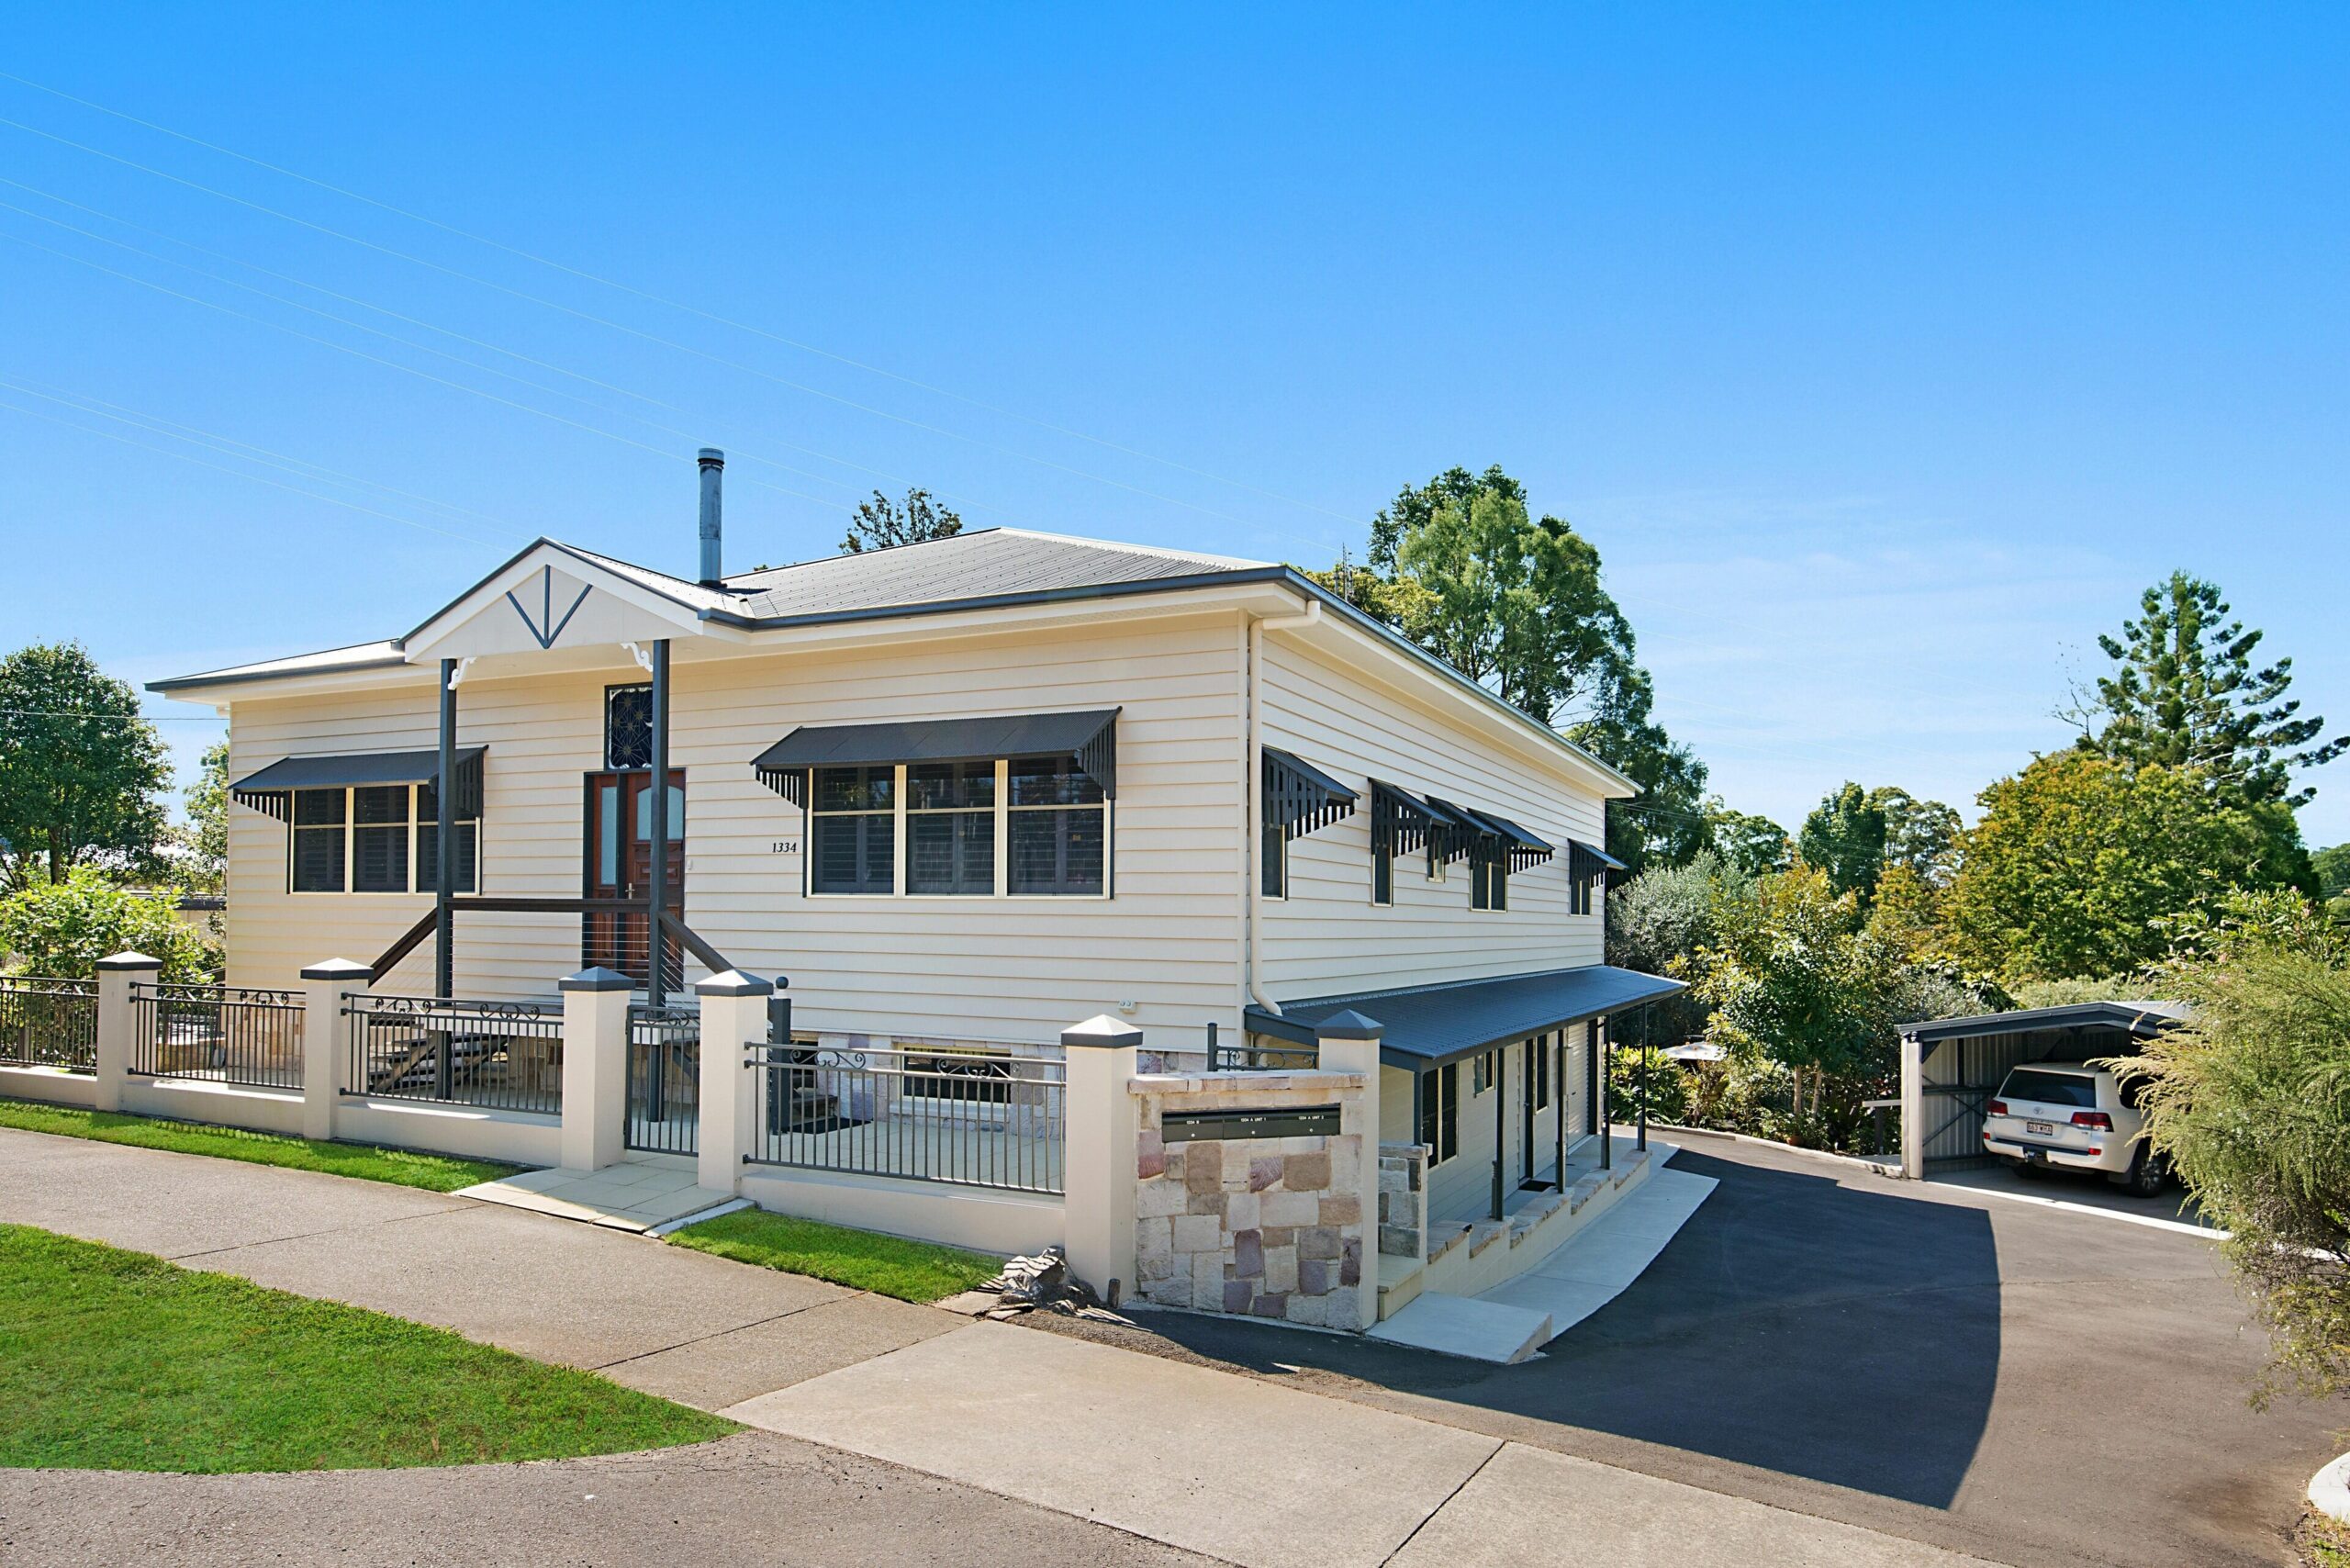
[143,452,1682,1341]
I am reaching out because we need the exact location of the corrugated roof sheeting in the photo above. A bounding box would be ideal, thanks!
[1248,964,1686,1070]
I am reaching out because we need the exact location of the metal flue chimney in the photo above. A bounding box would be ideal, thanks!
[697,447,725,586]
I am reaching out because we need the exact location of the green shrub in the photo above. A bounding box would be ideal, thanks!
[0,868,218,982]
[2116,934,2350,1406]
[1606,1046,1692,1125]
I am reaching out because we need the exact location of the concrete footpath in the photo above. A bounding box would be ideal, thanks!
[0,1127,2007,1567]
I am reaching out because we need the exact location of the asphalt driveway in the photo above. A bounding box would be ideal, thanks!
[1040,1130,2340,1568]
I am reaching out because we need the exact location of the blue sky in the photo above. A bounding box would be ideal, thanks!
[3,6,2344,844]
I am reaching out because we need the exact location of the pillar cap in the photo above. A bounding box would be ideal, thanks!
[695,969,774,998]
[1314,1009,1385,1042]
[300,958,375,982]
[95,951,163,972]
[1061,1014,1144,1051]
[559,966,636,992]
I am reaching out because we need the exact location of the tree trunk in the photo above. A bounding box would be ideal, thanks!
[45,823,65,885]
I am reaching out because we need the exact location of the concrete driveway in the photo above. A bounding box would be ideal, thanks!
[1044,1130,2339,1568]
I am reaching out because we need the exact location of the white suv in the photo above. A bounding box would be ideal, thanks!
[1982,1061,2168,1196]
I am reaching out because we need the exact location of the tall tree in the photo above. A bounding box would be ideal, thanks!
[1797,782,1889,902]
[185,737,230,892]
[840,487,963,554]
[1942,750,2309,982]
[2076,571,2344,809]
[1704,800,1793,877]
[1330,465,1707,874]
[1869,786,1963,885]
[0,644,170,888]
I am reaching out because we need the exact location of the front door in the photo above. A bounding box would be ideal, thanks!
[585,769,684,982]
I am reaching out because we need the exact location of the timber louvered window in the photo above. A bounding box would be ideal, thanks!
[1260,747,1358,899]
[811,766,896,895]
[1568,840,1625,915]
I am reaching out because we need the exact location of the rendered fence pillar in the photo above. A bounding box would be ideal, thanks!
[1315,1009,1385,1334]
[298,959,373,1143]
[1899,1032,1926,1180]
[695,969,774,1196]
[560,967,633,1172]
[1060,1014,1142,1305]
[92,951,161,1113]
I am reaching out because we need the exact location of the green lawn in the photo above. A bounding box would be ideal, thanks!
[666,1208,1001,1303]
[0,1224,733,1472]
[0,1098,518,1192]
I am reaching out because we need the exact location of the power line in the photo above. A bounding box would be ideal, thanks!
[0,68,1369,530]
[0,175,1011,519]
[0,392,504,546]
[0,110,1340,549]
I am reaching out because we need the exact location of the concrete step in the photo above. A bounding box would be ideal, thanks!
[1367,1291,1553,1363]
[1375,1251,1426,1320]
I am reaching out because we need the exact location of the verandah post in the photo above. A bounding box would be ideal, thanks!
[1060,1014,1142,1305]
[435,657,456,1000]
[694,969,773,1197]
[646,638,671,1005]
[298,959,372,1142]
[559,967,632,1171]
[92,951,161,1114]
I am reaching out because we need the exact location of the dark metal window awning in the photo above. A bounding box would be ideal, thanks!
[1371,780,1470,869]
[1428,797,1556,871]
[1569,838,1627,882]
[229,747,485,823]
[1263,746,1358,842]
[754,708,1120,807]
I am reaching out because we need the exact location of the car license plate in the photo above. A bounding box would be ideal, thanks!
[2027,1119,2055,1136]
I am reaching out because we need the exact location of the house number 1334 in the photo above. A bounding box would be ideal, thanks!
[770,839,801,856]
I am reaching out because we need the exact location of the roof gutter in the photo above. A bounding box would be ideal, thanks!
[1246,599,1321,1021]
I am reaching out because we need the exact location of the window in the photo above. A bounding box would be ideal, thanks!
[1261,821,1287,900]
[908,762,995,895]
[1570,871,1594,916]
[1471,844,1508,912]
[416,782,479,894]
[1419,1063,1461,1165]
[605,684,653,770]
[811,766,895,895]
[1533,1032,1552,1111]
[1472,1049,1497,1096]
[806,756,1110,899]
[288,784,479,894]
[291,789,346,892]
[1371,843,1393,906]
[1010,755,1105,895]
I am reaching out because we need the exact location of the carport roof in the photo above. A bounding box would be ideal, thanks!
[1901,1000,2188,1044]
[1246,964,1685,1072]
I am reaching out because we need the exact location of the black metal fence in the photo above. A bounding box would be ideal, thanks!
[0,977,97,1072]
[129,982,304,1090]
[744,1041,1065,1194]
[347,994,563,1115]
[625,1003,699,1156]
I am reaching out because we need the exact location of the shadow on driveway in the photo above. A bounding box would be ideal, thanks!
[1120,1147,1999,1508]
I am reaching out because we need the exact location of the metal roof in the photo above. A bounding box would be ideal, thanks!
[721,528,1263,621]
[1247,964,1686,1072]
[144,527,1638,796]
[1901,1000,2189,1044]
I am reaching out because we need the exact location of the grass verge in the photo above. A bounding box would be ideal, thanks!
[0,1224,733,1471]
[667,1208,1000,1303]
[0,1097,518,1192]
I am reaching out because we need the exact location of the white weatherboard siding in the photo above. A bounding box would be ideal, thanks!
[226,613,1244,1055]
[1259,633,1607,998]
[1378,1028,1600,1226]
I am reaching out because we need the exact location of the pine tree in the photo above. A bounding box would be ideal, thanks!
[2082,572,2344,808]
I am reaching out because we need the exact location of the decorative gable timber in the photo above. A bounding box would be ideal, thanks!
[398,540,725,664]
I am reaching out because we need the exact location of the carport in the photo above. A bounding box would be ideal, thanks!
[1896,1001,2187,1179]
